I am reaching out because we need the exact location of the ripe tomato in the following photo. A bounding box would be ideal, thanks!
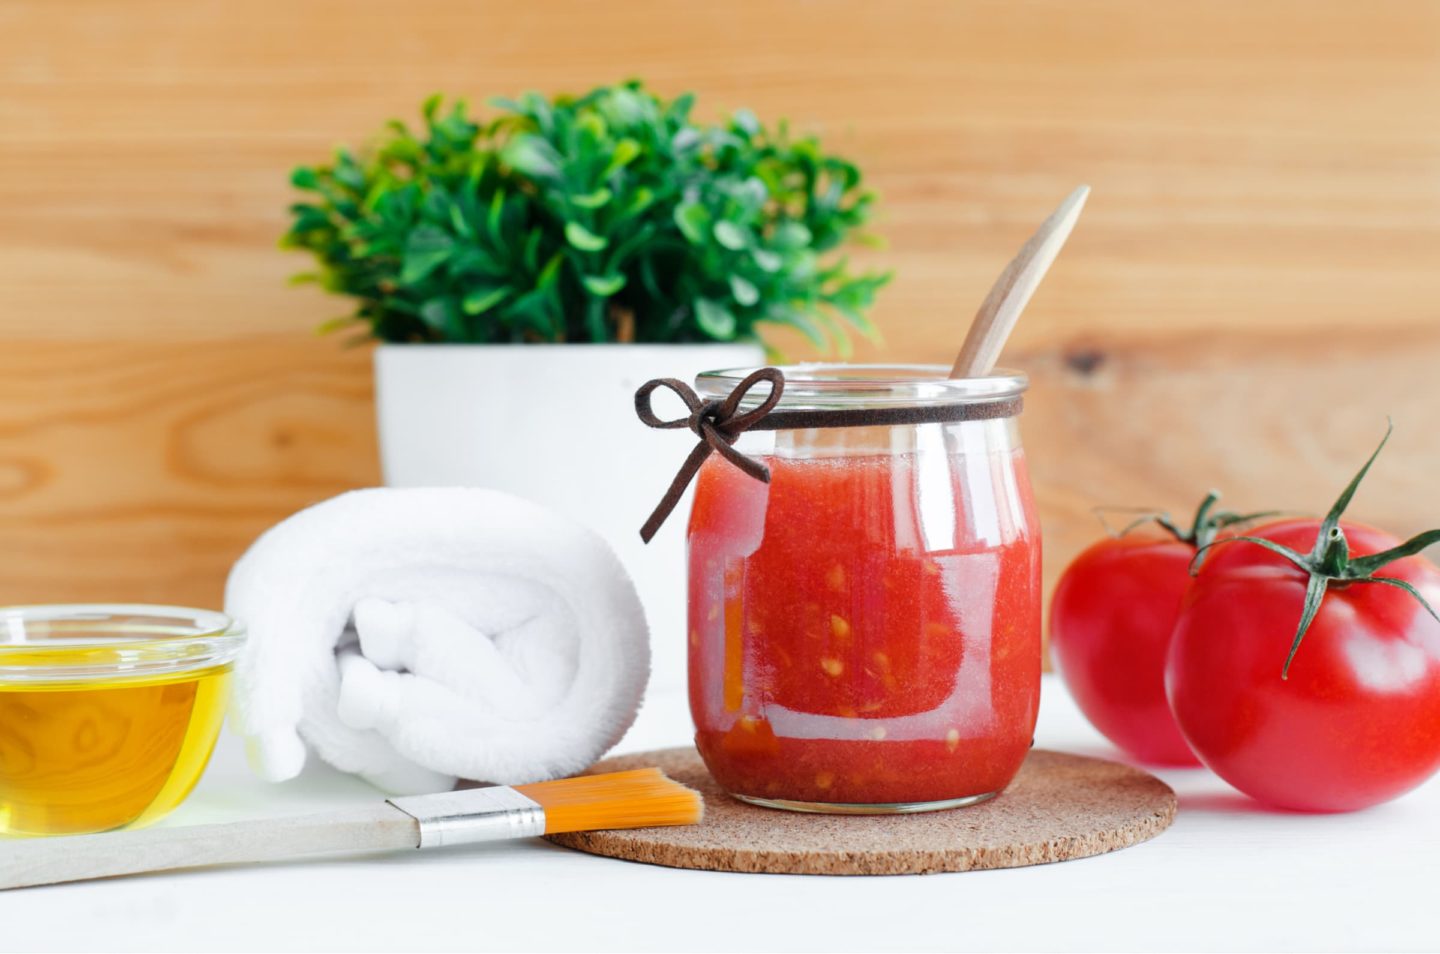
[1050,492,1269,767]
[1167,427,1440,811]
[1050,532,1200,766]
[1167,519,1440,811]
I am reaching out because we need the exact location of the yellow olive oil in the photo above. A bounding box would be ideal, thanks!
[0,666,231,836]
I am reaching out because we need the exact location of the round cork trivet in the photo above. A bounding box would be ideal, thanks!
[548,747,1176,875]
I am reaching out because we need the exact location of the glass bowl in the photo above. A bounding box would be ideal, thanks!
[0,604,245,836]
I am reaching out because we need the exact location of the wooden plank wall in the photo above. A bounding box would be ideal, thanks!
[2,1,1439,629]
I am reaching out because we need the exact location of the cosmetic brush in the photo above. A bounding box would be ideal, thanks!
[0,767,702,891]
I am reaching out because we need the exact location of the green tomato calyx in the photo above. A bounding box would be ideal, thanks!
[1100,490,1278,552]
[1191,420,1440,680]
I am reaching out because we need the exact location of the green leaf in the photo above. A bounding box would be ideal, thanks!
[537,253,564,291]
[290,167,320,190]
[583,273,627,297]
[824,310,855,359]
[570,188,613,210]
[638,256,664,300]
[728,274,759,307]
[375,189,415,227]
[833,302,878,338]
[773,222,812,250]
[713,221,748,250]
[401,226,455,284]
[462,285,509,315]
[486,192,506,238]
[449,246,509,279]
[509,287,559,340]
[671,127,701,154]
[449,202,473,238]
[502,135,560,179]
[767,304,829,350]
[286,205,331,235]
[565,222,609,252]
[604,139,641,178]
[332,151,366,191]
[732,108,760,138]
[752,248,782,272]
[694,299,736,339]
[419,297,460,335]
[600,86,648,128]
[624,187,654,216]
[576,111,608,147]
[521,229,542,271]
[674,203,710,244]
[666,92,696,124]
[315,315,359,335]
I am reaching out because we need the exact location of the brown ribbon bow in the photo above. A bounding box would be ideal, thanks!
[634,368,784,542]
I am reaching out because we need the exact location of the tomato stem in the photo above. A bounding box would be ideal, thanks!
[1317,526,1349,578]
[1186,491,1222,546]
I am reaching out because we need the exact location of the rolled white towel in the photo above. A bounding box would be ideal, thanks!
[224,487,649,795]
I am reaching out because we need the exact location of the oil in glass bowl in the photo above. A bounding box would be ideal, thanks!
[0,605,244,836]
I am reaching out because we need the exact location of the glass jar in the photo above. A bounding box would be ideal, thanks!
[0,604,244,836]
[685,365,1041,813]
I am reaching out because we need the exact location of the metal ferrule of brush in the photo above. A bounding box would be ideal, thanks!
[387,786,546,848]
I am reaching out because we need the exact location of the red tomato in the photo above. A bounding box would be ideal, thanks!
[1167,519,1440,812]
[1050,532,1201,766]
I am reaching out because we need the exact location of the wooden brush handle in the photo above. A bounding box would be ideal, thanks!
[0,805,419,891]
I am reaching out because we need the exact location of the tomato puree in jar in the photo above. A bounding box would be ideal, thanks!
[687,447,1041,807]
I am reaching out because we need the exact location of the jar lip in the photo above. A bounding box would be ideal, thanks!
[0,603,245,684]
[695,363,1027,408]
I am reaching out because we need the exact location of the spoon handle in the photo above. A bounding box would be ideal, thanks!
[950,185,1090,379]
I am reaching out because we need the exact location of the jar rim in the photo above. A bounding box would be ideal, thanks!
[0,603,245,684]
[695,363,1027,409]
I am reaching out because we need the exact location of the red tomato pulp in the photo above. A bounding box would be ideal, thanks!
[1168,520,1440,811]
[687,449,1041,806]
[1050,533,1202,766]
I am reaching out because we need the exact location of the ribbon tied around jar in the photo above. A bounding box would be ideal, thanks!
[634,368,784,543]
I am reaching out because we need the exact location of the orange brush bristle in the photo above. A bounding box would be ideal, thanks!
[514,768,704,835]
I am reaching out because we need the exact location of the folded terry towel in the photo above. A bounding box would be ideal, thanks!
[225,487,649,795]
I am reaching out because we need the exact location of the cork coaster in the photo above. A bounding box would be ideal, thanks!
[548,747,1176,875]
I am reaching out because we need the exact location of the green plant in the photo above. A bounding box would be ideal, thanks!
[283,81,889,348]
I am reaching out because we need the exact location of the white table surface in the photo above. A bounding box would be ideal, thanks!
[1,674,1434,953]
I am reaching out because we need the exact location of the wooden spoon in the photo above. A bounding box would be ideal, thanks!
[949,185,1090,378]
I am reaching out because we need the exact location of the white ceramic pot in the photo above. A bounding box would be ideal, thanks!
[374,343,765,697]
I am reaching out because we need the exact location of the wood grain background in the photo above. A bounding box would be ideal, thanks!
[2,1,1438,636]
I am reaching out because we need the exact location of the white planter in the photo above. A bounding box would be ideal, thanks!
[374,343,765,697]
